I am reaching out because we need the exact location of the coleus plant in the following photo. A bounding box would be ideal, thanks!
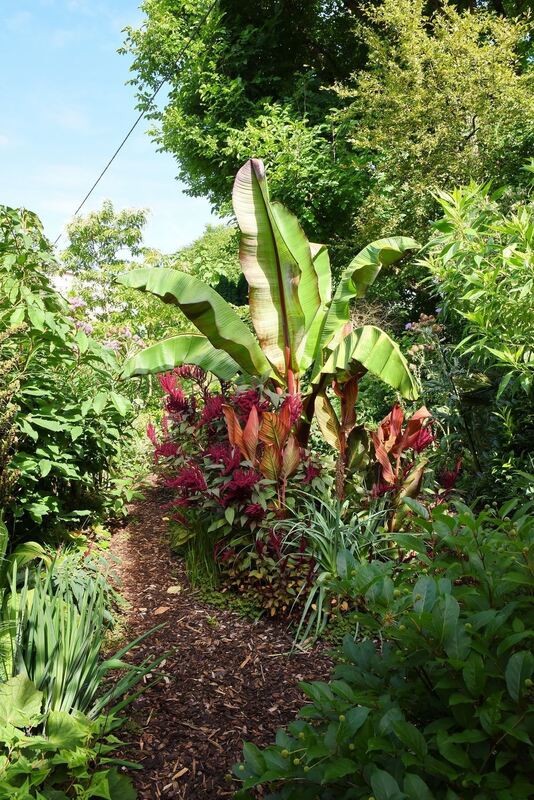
[118,160,420,449]
[371,403,434,530]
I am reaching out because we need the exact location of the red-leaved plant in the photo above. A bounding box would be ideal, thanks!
[147,368,325,552]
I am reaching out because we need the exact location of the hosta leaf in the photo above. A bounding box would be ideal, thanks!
[318,237,419,353]
[118,267,270,378]
[314,326,419,400]
[122,334,241,382]
[233,158,318,374]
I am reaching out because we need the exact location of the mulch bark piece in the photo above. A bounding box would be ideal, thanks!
[110,480,333,799]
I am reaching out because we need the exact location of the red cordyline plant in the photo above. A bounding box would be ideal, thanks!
[146,368,324,550]
[371,403,434,530]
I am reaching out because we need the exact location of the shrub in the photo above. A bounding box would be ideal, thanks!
[235,500,534,799]
[0,206,136,532]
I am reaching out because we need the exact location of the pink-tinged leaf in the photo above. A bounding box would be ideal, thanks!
[242,405,260,462]
[314,393,341,451]
[260,444,283,481]
[339,376,359,431]
[222,405,246,459]
[282,435,301,478]
[394,405,432,456]
[259,410,291,449]
[371,430,396,485]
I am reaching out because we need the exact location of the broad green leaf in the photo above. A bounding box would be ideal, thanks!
[322,757,357,783]
[370,768,405,800]
[315,326,419,400]
[117,267,270,378]
[0,675,43,728]
[318,237,419,353]
[393,720,427,759]
[45,712,89,749]
[122,334,241,382]
[109,391,131,417]
[233,158,318,375]
[299,243,332,369]
[505,651,533,702]
[404,774,434,800]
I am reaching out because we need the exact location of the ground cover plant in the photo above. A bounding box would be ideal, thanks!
[235,499,534,799]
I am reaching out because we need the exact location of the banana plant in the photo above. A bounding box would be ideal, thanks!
[119,159,420,443]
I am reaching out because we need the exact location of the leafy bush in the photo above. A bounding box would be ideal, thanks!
[0,206,136,532]
[0,555,162,798]
[0,674,137,799]
[235,500,534,799]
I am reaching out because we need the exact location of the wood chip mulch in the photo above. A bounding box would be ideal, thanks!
[110,481,333,799]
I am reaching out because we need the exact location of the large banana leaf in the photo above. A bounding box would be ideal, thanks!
[314,325,419,400]
[121,334,241,381]
[117,267,270,378]
[232,159,321,375]
[298,243,333,370]
[317,237,419,354]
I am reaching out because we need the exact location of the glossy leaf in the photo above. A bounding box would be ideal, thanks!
[233,159,320,375]
[318,237,419,353]
[315,326,419,400]
[121,334,240,382]
[117,267,270,378]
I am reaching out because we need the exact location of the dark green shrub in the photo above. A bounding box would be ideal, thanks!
[235,500,534,799]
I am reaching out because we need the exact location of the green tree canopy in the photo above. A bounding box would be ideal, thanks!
[123,0,533,273]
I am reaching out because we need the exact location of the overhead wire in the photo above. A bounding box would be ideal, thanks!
[54,0,219,245]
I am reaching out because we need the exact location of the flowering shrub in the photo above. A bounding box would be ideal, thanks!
[147,368,326,557]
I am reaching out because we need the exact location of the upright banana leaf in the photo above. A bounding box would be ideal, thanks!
[117,268,271,378]
[317,237,419,356]
[315,325,419,400]
[232,159,321,376]
[121,334,240,381]
[298,243,333,370]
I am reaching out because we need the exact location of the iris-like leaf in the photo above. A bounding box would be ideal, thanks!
[117,268,270,378]
[121,334,240,382]
[233,159,320,375]
[315,325,419,400]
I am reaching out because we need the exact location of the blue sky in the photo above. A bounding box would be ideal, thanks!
[0,0,216,253]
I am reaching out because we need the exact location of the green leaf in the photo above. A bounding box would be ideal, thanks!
[122,334,241,382]
[346,706,371,735]
[505,651,533,702]
[45,711,90,749]
[436,729,471,768]
[233,158,318,375]
[404,774,434,800]
[315,326,419,400]
[318,237,419,353]
[393,720,427,759]
[321,757,357,783]
[117,267,270,378]
[370,768,406,800]
[0,676,43,728]
[109,391,131,417]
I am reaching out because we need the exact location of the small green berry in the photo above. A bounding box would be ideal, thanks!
[304,766,310,773]
[281,749,289,758]
[349,743,355,751]
[464,623,472,630]
[393,589,401,598]
[238,765,245,772]
[415,593,422,601]
[338,714,346,722]
[293,758,301,766]
[399,624,406,631]
[298,731,305,740]
[524,678,533,688]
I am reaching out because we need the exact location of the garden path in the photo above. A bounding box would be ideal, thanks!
[110,479,332,799]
